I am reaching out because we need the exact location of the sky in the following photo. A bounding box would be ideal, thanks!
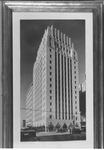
[20,20,85,123]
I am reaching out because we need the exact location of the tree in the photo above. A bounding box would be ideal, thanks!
[55,122,61,131]
[75,123,79,128]
[68,123,73,128]
[62,123,67,132]
[63,123,67,129]
[47,122,54,132]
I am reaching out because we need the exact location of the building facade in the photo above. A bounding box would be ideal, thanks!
[79,80,86,92]
[32,26,80,129]
[79,81,86,116]
[82,81,86,92]
[26,84,33,127]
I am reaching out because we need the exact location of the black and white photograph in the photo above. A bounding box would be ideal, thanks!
[12,12,94,148]
[20,20,86,142]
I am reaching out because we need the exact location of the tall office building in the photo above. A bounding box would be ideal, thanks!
[32,26,80,129]
[26,84,33,127]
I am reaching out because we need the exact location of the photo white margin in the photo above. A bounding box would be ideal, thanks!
[13,12,93,148]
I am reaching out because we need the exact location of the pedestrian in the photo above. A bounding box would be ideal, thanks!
[70,127,72,134]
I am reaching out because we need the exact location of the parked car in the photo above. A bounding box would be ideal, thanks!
[21,129,36,141]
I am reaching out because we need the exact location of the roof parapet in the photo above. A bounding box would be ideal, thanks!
[47,26,77,55]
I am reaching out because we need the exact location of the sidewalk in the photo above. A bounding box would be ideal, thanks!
[36,132,86,141]
[36,131,70,137]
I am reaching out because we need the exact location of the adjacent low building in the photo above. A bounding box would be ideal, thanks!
[26,84,33,127]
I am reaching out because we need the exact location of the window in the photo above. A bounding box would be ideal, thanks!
[74,61,76,64]
[50,78,52,82]
[50,66,52,70]
[50,96,52,99]
[75,76,76,79]
[61,45,62,50]
[50,115,52,119]
[50,60,52,64]
[50,49,52,52]
[50,108,52,112]
[75,81,76,84]
[50,54,52,58]
[76,117,77,120]
[50,72,52,75]
[50,90,52,93]
[75,106,77,109]
[75,86,76,89]
[75,96,77,99]
[74,71,76,74]
[75,101,77,104]
[50,84,52,88]
[75,91,77,94]
[74,66,76,69]
[49,36,51,47]
[50,102,52,106]
[68,50,70,54]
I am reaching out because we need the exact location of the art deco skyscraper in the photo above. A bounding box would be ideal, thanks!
[31,26,80,129]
